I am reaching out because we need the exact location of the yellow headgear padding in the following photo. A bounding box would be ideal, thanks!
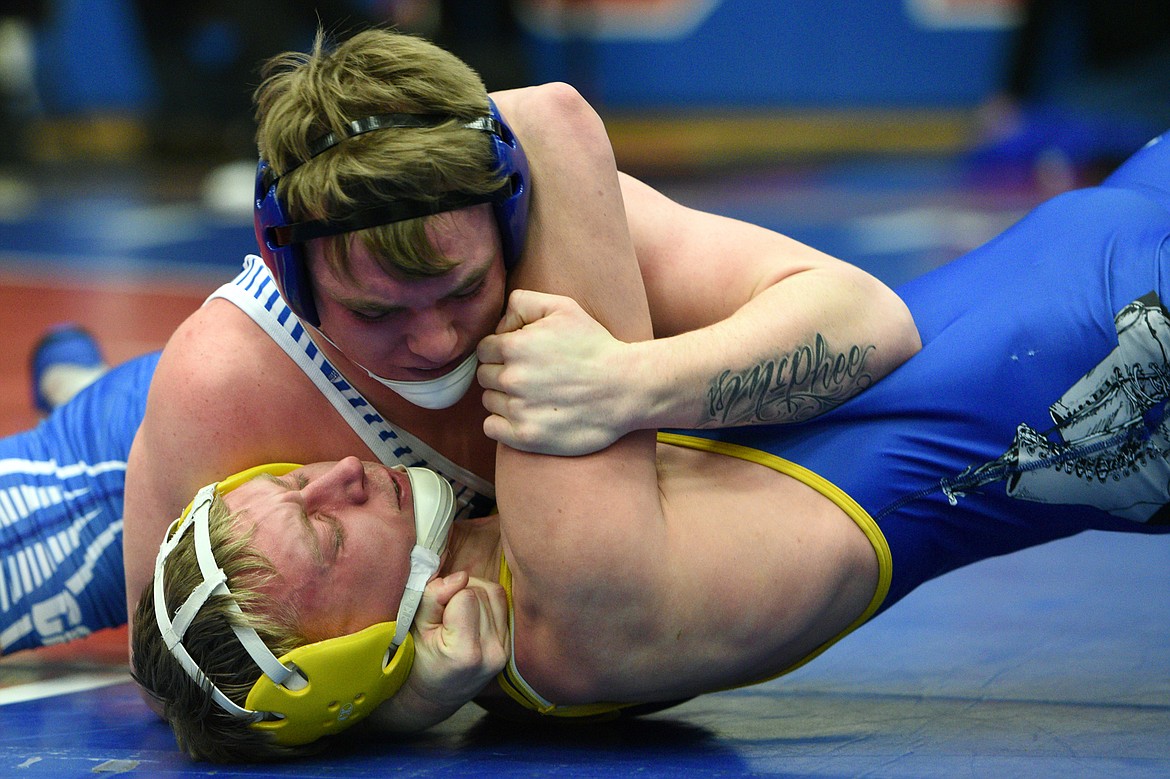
[217,462,302,496]
[175,463,303,524]
[245,622,416,747]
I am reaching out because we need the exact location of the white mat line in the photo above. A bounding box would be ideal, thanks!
[0,672,127,705]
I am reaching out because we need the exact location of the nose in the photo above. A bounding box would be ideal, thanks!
[303,457,368,508]
[404,307,460,365]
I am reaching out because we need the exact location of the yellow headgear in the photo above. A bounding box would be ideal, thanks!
[152,462,455,747]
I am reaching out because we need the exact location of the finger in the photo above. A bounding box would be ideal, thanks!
[480,387,510,417]
[437,570,469,600]
[456,583,506,649]
[470,579,510,641]
[495,289,560,335]
[493,293,528,335]
[476,333,503,365]
[439,588,481,646]
[476,362,504,392]
[414,571,469,627]
[483,412,521,450]
[465,580,510,666]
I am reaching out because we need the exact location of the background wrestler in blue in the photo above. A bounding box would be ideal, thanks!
[0,351,157,652]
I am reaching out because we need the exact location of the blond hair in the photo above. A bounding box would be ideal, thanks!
[131,494,309,762]
[255,27,506,281]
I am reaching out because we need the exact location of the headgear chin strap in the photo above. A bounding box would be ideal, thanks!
[308,325,480,410]
[365,350,479,410]
[393,466,456,646]
[254,97,530,327]
[152,462,456,747]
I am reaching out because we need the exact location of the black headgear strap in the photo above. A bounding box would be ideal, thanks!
[267,113,507,247]
[269,188,509,247]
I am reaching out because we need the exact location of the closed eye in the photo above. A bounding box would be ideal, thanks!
[321,514,344,560]
[448,262,493,301]
[257,472,306,491]
[300,512,343,564]
[348,306,401,323]
[265,472,342,561]
[449,279,485,300]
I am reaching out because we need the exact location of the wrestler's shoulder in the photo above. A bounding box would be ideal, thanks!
[150,300,309,425]
[158,300,292,381]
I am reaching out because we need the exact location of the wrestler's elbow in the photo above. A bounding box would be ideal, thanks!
[526,81,598,126]
[886,286,922,364]
[846,268,921,367]
[518,82,612,163]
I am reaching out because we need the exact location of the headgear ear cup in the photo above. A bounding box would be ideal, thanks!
[253,98,530,327]
[246,623,415,746]
[486,98,530,270]
[254,161,321,325]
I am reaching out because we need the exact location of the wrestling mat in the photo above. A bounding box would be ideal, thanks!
[3,531,1166,777]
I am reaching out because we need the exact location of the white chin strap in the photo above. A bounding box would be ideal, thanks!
[312,325,478,410]
[393,467,457,646]
[364,352,478,410]
[153,468,457,722]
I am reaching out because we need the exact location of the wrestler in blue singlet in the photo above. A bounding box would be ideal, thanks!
[0,351,158,652]
[685,131,1170,613]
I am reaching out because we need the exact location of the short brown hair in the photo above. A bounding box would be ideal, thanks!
[130,494,309,762]
[254,27,507,281]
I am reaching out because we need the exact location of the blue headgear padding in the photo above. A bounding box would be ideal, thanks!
[254,162,319,324]
[485,99,530,272]
[253,98,530,327]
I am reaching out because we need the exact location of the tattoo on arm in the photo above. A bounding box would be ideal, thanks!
[702,334,876,426]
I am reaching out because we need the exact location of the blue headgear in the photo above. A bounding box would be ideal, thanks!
[253,98,530,326]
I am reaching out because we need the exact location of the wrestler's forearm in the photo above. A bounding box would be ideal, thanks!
[368,681,468,734]
[629,267,921,429]
[477,257,919,452]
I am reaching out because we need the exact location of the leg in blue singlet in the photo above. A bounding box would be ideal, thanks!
[0,351,159,653]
